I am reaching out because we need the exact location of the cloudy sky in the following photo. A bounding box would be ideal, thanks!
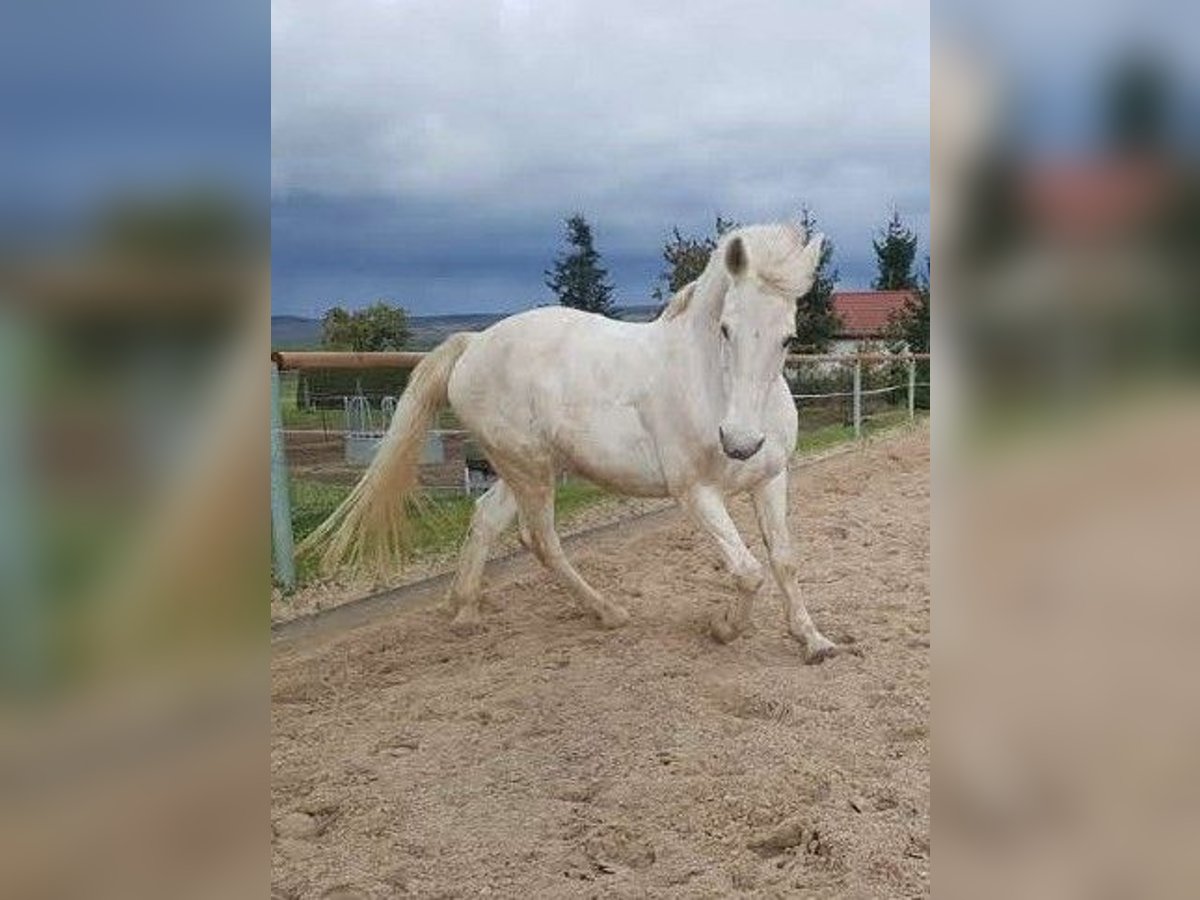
[271,0,930,317]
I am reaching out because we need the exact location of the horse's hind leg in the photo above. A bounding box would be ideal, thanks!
[517,483,630,629]
[447,479,518,630]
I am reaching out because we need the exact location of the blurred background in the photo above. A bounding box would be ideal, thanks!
[0,2,267,896]
[934,0,1200,895]
[2,0,1197,895]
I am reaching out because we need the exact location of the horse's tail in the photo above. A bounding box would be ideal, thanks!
[297,332,474,578]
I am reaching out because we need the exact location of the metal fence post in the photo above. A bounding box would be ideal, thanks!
[271,364,297,591]
[0,315,42,692]
[852,359,862,439]
[907,356,916,422]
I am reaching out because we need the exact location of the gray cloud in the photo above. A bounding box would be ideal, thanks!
[272,0,929,314]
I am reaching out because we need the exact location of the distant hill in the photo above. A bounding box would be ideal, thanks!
[271,315,324,350]
[271,305,662,351]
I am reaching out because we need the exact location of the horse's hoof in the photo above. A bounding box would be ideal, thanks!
[450,610,484,635]
[710,614,739,645]
[598,605,631,629]
[803,635,841,664]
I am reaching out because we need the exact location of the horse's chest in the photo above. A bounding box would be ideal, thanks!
[721,441,788,492]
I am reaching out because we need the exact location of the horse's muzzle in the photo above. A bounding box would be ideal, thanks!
[719,426,765,461]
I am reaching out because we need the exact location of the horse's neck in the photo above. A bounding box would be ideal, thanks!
[657,268,727,404]
[672,266,724,340]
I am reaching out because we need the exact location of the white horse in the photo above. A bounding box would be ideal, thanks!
[301,223,845,663]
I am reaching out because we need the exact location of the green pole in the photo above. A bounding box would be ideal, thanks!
[0,313,42,693]
[270,364,296,591]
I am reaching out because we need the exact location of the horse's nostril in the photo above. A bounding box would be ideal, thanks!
[730,439,764,461]
[719,428,764,461]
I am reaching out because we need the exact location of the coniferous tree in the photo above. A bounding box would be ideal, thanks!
[886,256,931,409]
[792,207,841,351]
[871,210,919,291]
[544,214,617,316]
[652,215,739,305]
[895,258,930,354]
[1104,51,1169,154]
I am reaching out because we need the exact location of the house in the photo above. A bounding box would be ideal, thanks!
[1019,157,1170,243]
[828,290,917,356]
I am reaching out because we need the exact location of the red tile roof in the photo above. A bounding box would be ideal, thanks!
[832,290,916,338]
[1020,157,1170,240]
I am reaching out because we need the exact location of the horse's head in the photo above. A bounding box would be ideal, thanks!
[715,226,824,461]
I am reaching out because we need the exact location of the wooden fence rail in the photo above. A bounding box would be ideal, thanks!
[271,350,427,371]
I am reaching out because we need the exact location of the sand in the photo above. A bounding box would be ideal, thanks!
[272,423,929,898]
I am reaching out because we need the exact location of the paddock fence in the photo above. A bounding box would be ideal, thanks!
[270,349,930,589]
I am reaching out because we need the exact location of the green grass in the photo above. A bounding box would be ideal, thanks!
[278,373,348,430]
[282,405,348,431]
[283,409,923,588]
[795,408,915,454]
[795,422,857,454]
[288,476,609,587]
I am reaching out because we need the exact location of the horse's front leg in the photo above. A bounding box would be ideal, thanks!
[751,471,843,664]
[682,486,767,644]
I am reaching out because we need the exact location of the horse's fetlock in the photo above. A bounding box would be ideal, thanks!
[733,564,765,595]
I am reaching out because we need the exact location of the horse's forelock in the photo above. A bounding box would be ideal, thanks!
[662,225,817,322]
[728,224,815,297]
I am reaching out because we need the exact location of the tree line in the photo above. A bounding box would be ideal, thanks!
[315,208,929,356]
[543,207,927,353]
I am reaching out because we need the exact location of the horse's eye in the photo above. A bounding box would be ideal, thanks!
[782,337,792,350]
[720,323,731,340]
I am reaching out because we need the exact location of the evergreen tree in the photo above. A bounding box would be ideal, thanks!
[652,215,739,305]
[1104,51,1169,154]
[891,257,930,353]
[544,214,617,316]
[886,256,931,410]
[871,210,919,291]
[792,207,841,351]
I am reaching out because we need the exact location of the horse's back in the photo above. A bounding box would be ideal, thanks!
[447,307,670,491]
[450,307,648,402]
[451,307,633,412]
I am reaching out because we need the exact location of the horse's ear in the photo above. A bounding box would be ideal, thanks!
[724,236,748,277]
[797,233,824,274]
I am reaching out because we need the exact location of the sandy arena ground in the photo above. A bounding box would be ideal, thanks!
[272,424,929,898]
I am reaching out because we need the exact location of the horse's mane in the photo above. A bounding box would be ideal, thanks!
[657,223,815,322]
[658,281,697,321]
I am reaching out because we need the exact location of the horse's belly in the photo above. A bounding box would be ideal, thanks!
[553,413,669,497]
